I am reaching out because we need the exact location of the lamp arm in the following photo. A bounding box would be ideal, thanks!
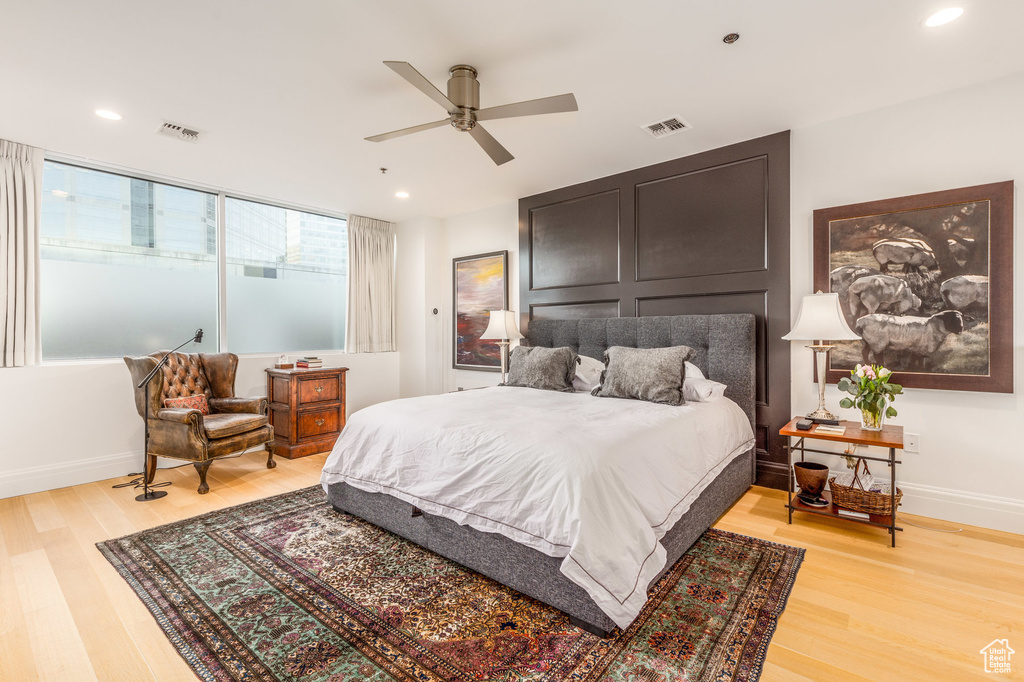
[136,329,203,389]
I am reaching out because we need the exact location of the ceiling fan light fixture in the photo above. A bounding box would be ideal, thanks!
[924,7,963,27]
[451,109,477,132]
[366,61,577,166]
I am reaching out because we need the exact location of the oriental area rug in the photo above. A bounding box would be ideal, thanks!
[98,487,803,682]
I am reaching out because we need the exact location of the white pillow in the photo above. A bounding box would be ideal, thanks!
[685,361,705,380]
[683,377,728,403]
[573,354,605,392]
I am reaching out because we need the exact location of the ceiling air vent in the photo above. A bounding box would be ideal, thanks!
[641,116,692,139]
[156,121,202,143]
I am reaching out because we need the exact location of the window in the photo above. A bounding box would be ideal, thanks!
[40,162,218,359]
[225,198,347,353]
[39,160,347,360]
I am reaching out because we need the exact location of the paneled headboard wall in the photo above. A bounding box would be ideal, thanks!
[518,131,791,488]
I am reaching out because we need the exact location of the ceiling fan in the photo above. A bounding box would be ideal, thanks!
[365,61,578,166]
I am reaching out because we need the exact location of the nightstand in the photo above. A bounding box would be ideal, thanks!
[780,417,904,547]
[265,367,348,459]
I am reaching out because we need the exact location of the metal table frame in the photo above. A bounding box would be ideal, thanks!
[785,429,903,547]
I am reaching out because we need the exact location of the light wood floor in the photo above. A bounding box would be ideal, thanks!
[1,453,1021,681]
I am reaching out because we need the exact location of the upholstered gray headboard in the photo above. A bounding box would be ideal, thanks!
[526,314,757,434]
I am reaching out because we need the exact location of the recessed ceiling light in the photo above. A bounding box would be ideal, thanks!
[50,189,69,198]
[395,191,410,199]
[723,33,740,44]
[925,7,963,27]
[95,109,123,121]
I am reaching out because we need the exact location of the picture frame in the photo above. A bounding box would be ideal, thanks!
[453,250,509,371]
[813,181,1013,393]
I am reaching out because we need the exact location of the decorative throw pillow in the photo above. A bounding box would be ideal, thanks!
[164,393,210,415]
[504,346,578,392]
[592,345,695,405]
[573,354,605,392]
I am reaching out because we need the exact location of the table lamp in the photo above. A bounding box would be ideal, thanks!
[782,292,861,422]
[480,310,524,384]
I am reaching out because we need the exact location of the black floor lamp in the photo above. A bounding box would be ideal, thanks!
[132,328,204,502]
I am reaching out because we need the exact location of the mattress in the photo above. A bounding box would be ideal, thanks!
[320,386,753,628]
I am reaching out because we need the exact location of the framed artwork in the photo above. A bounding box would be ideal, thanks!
[813,181,1013,393]
[453,250,508,371]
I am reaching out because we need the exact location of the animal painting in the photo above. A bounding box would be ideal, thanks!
[847,274,922,319]
[856,310,965,370]
[872,238,938,274]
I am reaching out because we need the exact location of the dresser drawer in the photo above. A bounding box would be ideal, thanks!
[299,376,339,404]
[298,406,341,439]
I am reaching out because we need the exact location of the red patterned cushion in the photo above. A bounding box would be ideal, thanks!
[164,394,210,415]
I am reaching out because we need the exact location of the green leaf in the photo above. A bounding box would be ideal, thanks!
[886,406,897,418]
[839,398,854,409]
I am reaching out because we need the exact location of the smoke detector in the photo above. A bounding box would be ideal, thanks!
[156,121,202,143]
[640,116,692,139]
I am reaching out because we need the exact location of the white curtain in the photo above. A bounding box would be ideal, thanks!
[346,214,396,352]
[1,139,43,368]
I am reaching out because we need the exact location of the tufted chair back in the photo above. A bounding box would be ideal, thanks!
[155,351,212,401]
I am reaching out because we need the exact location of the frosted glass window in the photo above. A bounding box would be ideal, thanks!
[40,161,218,359]
[225,197,346,353]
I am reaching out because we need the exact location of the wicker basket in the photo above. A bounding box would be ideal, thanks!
[828,459,903,516]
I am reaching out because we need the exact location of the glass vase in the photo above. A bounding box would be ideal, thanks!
[860,407,884,431]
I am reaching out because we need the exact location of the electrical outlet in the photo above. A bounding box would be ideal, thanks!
[905,432,920,453]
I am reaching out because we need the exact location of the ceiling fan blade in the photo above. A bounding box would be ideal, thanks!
[384,61,456,112]
[468,124,514,166]
[365,118,450,143]
[476,93,578,121]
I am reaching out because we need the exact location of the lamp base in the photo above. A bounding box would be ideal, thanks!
[135,489,168,502]
[806,406,840,422]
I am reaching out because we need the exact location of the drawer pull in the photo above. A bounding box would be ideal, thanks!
[315,385,323,393]
[314,418,325,426]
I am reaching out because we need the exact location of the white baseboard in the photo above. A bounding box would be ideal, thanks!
[0,447,268,501]
[0,451,141,500]
[897,481,1024,535]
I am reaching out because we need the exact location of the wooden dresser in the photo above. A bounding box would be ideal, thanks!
[265,366,348,459]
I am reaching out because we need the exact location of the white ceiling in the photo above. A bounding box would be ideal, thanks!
[2,0,1023,222]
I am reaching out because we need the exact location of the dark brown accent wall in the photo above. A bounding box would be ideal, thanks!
[519,131,792,489]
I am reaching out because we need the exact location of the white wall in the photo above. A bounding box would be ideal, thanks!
[789,72,1024,533]
[395,216,446,398]
[395,203,519,397]
[0,351,400,499]
[440,202,520,393]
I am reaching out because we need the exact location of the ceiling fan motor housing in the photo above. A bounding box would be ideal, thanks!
[448,65,479,131]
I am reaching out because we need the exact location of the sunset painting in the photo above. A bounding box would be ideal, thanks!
[453,251,508,370]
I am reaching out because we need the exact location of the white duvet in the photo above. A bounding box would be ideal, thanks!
[320,387,754,629]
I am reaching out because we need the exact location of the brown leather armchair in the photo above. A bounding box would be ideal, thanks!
[123,351,275,494]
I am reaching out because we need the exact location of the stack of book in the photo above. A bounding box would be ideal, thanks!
[296,356,323,369]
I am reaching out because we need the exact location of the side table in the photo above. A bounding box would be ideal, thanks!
[266,366,348,459]
[780,417,904,547]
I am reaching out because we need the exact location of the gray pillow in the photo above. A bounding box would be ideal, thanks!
[591,345,696,405]
[504,346,578,392]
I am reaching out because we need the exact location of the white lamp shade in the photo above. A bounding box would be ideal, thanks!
[782,293,860,341]
[479,310,524,341]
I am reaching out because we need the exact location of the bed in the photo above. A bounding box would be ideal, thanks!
[322,313,756,636]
